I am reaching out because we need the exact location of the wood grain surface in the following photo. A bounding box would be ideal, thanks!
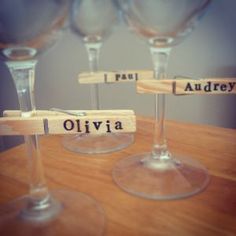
[0,117,235,236]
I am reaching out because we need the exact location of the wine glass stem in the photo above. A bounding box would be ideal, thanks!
[6,60,50,207]
[85,42,102,110]
[150,47,171,160]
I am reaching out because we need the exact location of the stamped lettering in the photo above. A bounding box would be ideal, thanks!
[63,119,124,134]
[115,73,138,82]
[176,79,236,94]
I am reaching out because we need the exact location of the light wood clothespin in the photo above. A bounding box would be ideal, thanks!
[78,70,154,84]
[0,109,136,136]
[137,77,236,95]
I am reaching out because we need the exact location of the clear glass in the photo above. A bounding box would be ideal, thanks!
[0,1,105,235]
[63,0,134,154]
[112,0,212,200]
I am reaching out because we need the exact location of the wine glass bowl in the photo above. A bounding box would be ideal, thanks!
[70,0,118,44]
[119,0,211,48]
[0,0,68,61]
[112,0,212,200]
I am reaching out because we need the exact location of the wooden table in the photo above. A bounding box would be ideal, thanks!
[0,117,236,236]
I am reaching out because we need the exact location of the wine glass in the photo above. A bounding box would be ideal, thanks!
[63,0,134,154]
[0,1,105,235]
[112,0,212,200]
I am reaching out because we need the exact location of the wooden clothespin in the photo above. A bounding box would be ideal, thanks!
[0,109,136,136]
[78,70,154,84]
[78,70,236,95]
[137,77,236,95]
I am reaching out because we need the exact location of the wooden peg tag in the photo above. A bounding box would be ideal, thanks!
[78,70,154,84]
[137,78,236,95]
[0,110,136,136]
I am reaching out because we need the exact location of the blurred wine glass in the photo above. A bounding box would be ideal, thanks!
[113,0,212,200]
[0,1,105,235]
[63,0,134,154]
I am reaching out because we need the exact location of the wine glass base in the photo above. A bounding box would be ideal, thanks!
[0,190,105,236]
[63,133,134,154]
[112,153,210,200]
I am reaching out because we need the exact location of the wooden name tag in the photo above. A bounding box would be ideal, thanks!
[78,70,153,84]
[0,110,136,136]
[137,78,236,95]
